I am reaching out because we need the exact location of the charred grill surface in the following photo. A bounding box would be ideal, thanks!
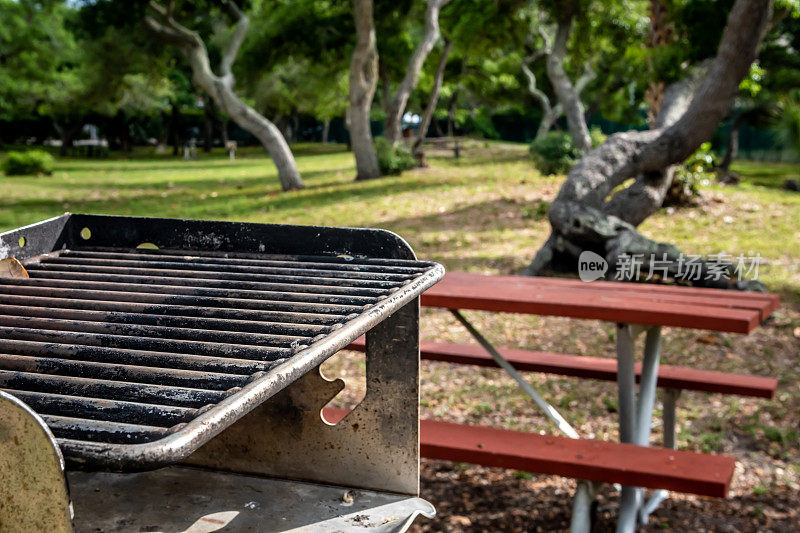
[0,246,440,468]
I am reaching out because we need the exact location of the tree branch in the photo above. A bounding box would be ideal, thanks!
[219,0,249,83]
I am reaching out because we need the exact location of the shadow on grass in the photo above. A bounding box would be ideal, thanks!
[731,161,800,190]
[0,169,447,231]
[412,254,527,274]
[381,198,547,234]
[45,167,351,191]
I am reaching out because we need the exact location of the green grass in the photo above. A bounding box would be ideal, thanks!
[2,141,798,299]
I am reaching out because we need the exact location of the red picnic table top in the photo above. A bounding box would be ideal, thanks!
[420,272,779,334]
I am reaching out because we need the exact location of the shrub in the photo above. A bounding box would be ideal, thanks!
[2,150,55,176]
[665,142,718,206]
[589,126,607,148]
[529,131,582,175]
[374,137,416,175]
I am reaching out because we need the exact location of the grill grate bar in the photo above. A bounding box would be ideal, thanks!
[0,326,292,360]
[0,303,328,338]
[42,415,171,444]
[0,354,247,390]
[44,255,417,282]
[2,389,196,426]
[0,370,226,408]
[75,247,434,272]
[0,280,365,317]
[0,339,277,375]
[0,315,307,348]
[25,270,387,300]
[0,294,333,334]
[26,264,394,294]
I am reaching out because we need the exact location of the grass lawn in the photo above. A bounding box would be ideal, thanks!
[1,141,799,530]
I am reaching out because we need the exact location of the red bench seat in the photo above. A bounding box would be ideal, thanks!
[323,408,735,498]
[346,338,777,399]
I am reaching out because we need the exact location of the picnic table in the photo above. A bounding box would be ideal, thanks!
[416,272,778,531]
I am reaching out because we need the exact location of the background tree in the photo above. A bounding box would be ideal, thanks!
[144,0,304,190]
[525,0,774,288]
[382,0,451,145]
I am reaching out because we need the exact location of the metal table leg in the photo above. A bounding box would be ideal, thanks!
[616,324,663,533]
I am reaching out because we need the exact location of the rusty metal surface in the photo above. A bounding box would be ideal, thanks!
[0,214,444,471]
[0,391,73,532]
[68,466,435,532]
[186,301,422,495]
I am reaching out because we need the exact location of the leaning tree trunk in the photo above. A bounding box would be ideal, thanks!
[144,1,303,191]
[546,18,592,152]
[349,0,381,180]
[525,0,773,288]
[413,38,452,165]
[383,0,451,145]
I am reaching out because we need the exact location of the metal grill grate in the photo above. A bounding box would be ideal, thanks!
[0,245,442,469]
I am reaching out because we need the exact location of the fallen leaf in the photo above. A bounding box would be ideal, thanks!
[697,334,717,344]
[0,258,28,278]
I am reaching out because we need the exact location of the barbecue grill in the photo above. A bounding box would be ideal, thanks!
[0,213,444,532]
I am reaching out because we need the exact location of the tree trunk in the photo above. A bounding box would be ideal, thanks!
[383,0,451,145]
[53,120,81,157]
[545,18,592,151]
[169,103,182,156]
[321,118,330,144]
[203,96,216,152]
[349,0,381,180]
[720,112,744,171]
[144,2,303,191]
[525,0,772,289]
[219,118,229,146]
[644,0,675,127]
[413,38,452,164]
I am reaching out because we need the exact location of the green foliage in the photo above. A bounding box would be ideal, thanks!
[0,0,80,120]
[2,150,55,176]
[674,141,717,189]
[776,90,800,154]
[374,138,416,176]
[529,131,582,175]
[665,142,718,205]
[589,126,607,148]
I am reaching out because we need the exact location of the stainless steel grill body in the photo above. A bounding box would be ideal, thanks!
[0,214,443,472]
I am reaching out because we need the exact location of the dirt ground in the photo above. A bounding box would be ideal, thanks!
[324,304,800,532]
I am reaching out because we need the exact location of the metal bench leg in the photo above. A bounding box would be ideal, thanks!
[616,324,640,533]
[448,310,594,532]
[449,309,579,439]
[640,387,681,521]
[571,480,598,533]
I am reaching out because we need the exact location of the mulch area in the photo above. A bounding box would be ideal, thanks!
[413,461,798,532]
[324,299,800,532]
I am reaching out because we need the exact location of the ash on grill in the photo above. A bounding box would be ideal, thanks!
[0,214,444,532]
